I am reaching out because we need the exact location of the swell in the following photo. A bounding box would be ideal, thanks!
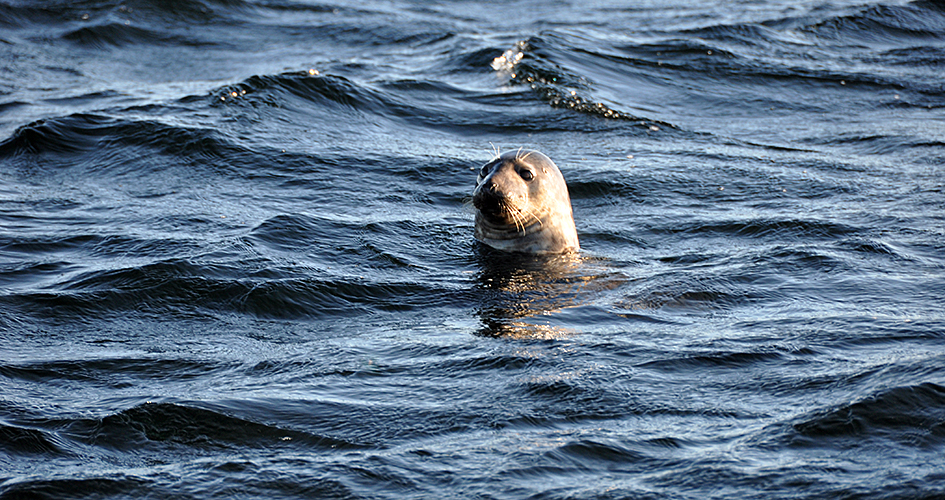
[0,422,69,456]
[489,0,945,136]
[68,402,360,450]
[0,357,238,387]
[0,97,474,196]
[214,71,393,115]
[211,69,584,136]
[0,476,151,500]
[798,1,945,43]
[786,382,945,448]
[0,258,461,323]
[0,112,247,166]
[0,401,364,462]
[492,37,673,130]
[0,72,436,164]
[1,210,472,324]
[60,23,213,49]
[0,0,251,28]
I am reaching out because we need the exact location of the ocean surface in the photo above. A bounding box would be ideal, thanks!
[2,0,944,498]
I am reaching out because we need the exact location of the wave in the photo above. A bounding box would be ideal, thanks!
[0,400,423,497]
[0,476,152,500]
[491,37,673,130]
[68,401,360,450]
[485,0,945,139]
[800,1,945,43]
[1,259,461,323]
[0,112,245,167]
[0,399,367,498]
[0,357,237,387]
[210,69,595,136]
[790,382,945,447]
[0,69,475,166]
[545,439,650,465]
[61,23,209,49]
[0,0,251,29]
[213,71,392,115]
[0,400,367,455]
[639,350,788,372]
[0,208,472,323]
[0,422,69,456]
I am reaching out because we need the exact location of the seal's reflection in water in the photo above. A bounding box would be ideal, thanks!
[473,244,594,339]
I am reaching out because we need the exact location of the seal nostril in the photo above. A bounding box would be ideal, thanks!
[488,182,498,193]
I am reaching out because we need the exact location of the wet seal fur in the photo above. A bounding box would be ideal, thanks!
[473,149,579,254]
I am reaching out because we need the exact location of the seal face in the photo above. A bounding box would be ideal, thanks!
[473,150,579,254]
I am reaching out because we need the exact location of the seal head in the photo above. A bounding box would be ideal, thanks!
[473,150,579,254]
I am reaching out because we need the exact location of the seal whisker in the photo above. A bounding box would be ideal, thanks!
[500,200,525,234]
[521,205,543,228]
[489,142,501,160]
[518,150,534,163]
[502,202,519,232]
[512,204,543,234]
[511,208,527,234]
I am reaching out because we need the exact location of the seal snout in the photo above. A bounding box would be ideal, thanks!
[474,163,527,210]
[472,181,507,217]
[476,181,500,200]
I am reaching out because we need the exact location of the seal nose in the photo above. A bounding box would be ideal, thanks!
[488,182,498,193]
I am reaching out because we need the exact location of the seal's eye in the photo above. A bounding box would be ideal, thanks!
[519,169,534,181]
[480,164,492,177]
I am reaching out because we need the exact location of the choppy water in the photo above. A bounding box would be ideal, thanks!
[2,0,944,498]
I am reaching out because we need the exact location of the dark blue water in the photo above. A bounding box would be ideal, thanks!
[2,0,944,498]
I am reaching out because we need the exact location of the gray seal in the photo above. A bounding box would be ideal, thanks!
[472,149,579,254]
